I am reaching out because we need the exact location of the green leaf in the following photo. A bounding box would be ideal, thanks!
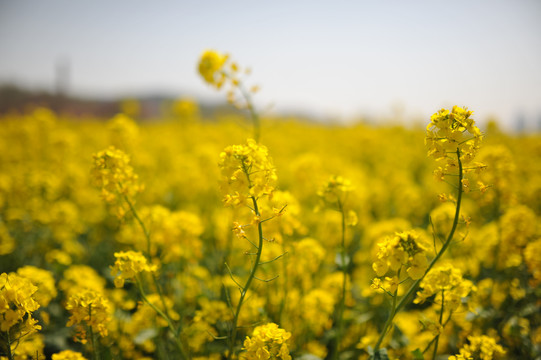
[411,348,424,360]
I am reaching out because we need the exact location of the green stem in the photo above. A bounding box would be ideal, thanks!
[136,278,189,360]
[6,331,13,360]
[88,306,99,360]
[373,149,463,354]
[227,196,264,360]
[123,194,151,256]
[124,194,188,358]
[431,291,445,360]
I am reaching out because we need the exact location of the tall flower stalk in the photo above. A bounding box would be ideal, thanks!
[318,175,355,359]
[91,147,190,359]
[218,139,281,359]
[198,49,262,141]
[370,106,485,359]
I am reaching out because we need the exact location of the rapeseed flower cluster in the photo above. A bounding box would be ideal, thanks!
[0,273,41,335]
[218,139,276,207]
[414,264,475,311]
[91,146,143,218]
[65,290,111,342]
[449,335,506,360]
[372,231,429,282]
[110,251,158,288]
[242,323,292,360]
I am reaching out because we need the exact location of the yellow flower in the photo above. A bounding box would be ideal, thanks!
[65,290,111,342]
[407,253,428,280]
[91,146,143,217]
[425,106,485,182]
[218,139,277,207]
[449,335,505,360]
[0,273,41,332]
[110,251,158,288]
[16,266,57,307]
[52,350,88,360]
[318,175,353,206]
[242,323,292,360]
[198,49,228,87]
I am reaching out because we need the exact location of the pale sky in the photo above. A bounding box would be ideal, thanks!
[1,0,540,128]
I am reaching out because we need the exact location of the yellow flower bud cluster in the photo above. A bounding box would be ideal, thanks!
[414,264,476,312]
[448,335,505,360]
[91,146,143,218]
[198,49,258,110]
[242,322,292,360]
[372,231,429,282]
[0,273,41,333]
[317,175,353,207]
[65,290,111,342]
[52,350,88,360]
[426,106,486,189]
[218,139,277,207]
[110,251,158,288]
[198,49,228,88]
[426,106,482,163]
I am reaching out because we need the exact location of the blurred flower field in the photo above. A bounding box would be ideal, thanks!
[1,52,541,360]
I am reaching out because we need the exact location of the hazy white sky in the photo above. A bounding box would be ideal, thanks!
[1,0,540,128]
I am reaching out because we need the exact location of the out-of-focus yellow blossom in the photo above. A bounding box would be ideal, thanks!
[497,205,538,269]
[0,221,15,255]
[65,290,111,342]
[524,238,541,286]
[91,146,143,217]
[107,113,139,152]
[172,97,199,120]
[119,98,141,118]
[16,266,57,308]
[0,273,41,333]
[241,323,292,360]
[218,139,277,207]
[448,335,505,360]
[117,205,204,263]
[183,298,232,353]
[59,265,106,297]
[317,175,353,207]
[372,231,429,280]
[110,251,158,288]
[52,350,88,360]
[198,49,228,88]
[288,237,325,290]
[300,288,336,336]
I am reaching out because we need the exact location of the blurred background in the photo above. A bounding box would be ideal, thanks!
[0,0,540,130]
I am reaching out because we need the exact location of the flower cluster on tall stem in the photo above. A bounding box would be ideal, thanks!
[198,49,262,141]
[218,139,285,359]
[370,107,485,359]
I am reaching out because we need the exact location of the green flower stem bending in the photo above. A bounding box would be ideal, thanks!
[124,194,189,360]
[373,148,463,355]
[227,195,265,360]
[431,290,445,360]
[6,331,13,360]
[136,278,189,360]
[87,305,100,360]
[332,199,348,360]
